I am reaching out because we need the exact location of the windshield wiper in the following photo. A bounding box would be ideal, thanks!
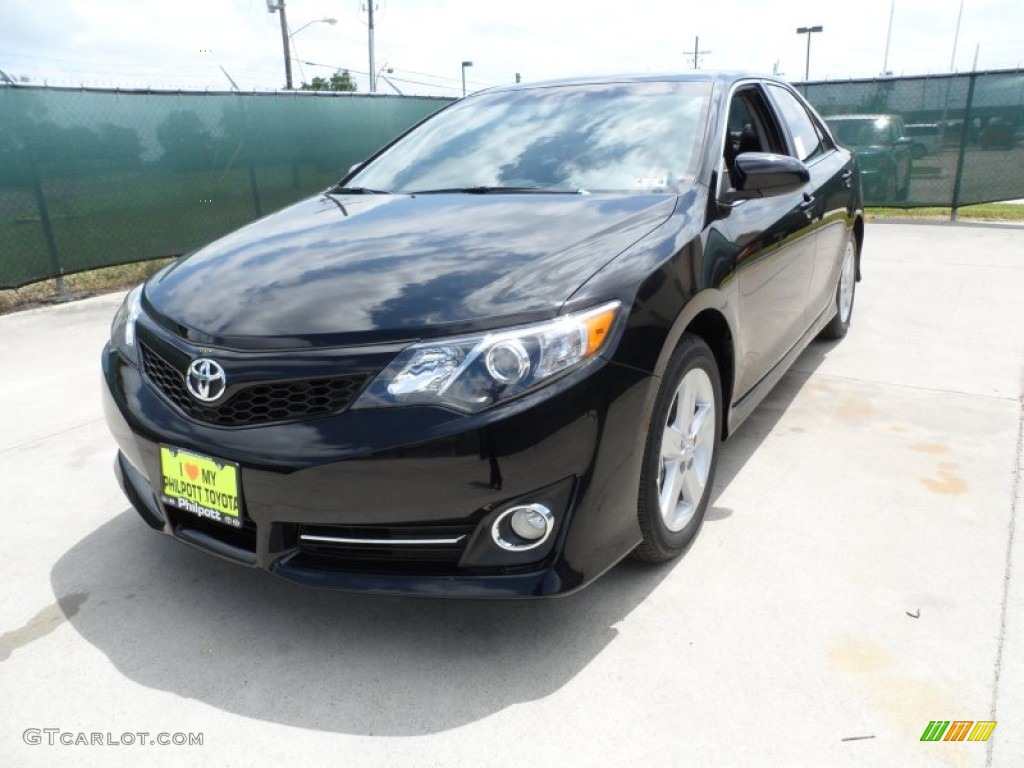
[407,186,586,195]
[327,185,392,195]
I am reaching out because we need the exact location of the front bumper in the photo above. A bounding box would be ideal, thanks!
[102,339,655,598]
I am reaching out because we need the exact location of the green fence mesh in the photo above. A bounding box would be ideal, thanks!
[2,74,1022,288]
[0,86,449,289]
[803,69,1024,207]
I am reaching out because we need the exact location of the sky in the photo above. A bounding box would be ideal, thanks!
[1,0,1022,96]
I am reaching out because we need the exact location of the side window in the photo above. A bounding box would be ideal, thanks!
[811,113,835,152]
[722,86,786,189]
[766,84,826,162]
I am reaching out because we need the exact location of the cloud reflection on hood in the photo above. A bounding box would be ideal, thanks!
[146,191,677,342]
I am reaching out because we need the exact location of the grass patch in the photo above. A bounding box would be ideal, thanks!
[0,257,175,314]
[868,203,1024,222]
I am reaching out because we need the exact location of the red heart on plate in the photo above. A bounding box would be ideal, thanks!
[184,463,199,481]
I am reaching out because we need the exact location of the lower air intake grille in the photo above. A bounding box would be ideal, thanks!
[293,523,477,575]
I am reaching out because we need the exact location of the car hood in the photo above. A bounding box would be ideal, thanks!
[145,192,678,345]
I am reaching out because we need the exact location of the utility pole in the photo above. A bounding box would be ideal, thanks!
[266,0,293,90]
[367,1,376,92]
[685,36,711,69]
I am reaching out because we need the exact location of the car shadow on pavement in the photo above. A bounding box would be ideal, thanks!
[49,341,832,736]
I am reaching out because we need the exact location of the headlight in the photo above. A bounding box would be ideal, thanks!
[110,285,143,364]
[353,301,621,413]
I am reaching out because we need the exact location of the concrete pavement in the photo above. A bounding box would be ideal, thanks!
[1,222,1022,767]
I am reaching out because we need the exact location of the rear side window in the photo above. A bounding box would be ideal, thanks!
[767,85,827,162]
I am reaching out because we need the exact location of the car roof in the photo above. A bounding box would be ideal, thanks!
[480,70,787,94]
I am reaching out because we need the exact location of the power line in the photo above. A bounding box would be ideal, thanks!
[384,65,503,88]
[299,59,462,93]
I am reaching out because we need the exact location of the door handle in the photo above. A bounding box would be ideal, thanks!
[800,193,816,219]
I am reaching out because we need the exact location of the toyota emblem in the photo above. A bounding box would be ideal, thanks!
[186,358,227,403]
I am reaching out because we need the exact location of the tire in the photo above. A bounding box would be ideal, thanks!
[634,335,722,563]
[819,232,857,340]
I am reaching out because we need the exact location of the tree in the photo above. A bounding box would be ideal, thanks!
[299,69,357,92]
[155,110,216,170]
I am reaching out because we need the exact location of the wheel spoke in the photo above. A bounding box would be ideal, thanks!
[838,240,855,322]
[661,424,683,460]
[689,401,713,444]
[674,378,696,433]
[659,460,685,517]
[680,461,705,506]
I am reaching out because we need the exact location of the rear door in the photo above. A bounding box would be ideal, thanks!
[765,83,855,324]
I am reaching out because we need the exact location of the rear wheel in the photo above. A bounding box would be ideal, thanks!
[820,233,857,340]
[634,335,721,563]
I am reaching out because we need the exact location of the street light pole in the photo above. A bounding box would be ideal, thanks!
[796,25,823,81]
[290,18,337,38]
[268,5,336,91]
[461,60,473,96]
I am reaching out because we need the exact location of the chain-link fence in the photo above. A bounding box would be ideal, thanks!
[0,86,450,289]
[3,74,1023,288]
[803,69,1024,208]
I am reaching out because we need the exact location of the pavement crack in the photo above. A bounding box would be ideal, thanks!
[987,395,1023,768]
[0,418,104,456]
[787,369,1020,402]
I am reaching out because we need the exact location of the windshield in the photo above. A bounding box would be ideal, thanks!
[348,81,712,194]
[828,118,893,146]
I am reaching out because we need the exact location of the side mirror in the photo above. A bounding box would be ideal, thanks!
[727,152,810,201]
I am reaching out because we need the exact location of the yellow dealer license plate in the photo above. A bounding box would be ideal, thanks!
[159,446,242,529]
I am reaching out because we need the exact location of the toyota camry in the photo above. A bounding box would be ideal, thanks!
[102,71,863,597]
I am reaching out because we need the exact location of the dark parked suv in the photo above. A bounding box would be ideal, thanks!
[825,114,912,203]
[103,72,864,597]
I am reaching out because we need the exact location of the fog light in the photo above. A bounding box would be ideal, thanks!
[491,503,554,551]
[510,507,547,540]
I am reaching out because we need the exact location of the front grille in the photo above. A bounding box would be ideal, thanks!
[141,344,366,427]
[292,523,477,575]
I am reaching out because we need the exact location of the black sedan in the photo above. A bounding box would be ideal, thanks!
[102,72,863,597]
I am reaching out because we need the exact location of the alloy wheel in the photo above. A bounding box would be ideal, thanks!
[657,367,716,532]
